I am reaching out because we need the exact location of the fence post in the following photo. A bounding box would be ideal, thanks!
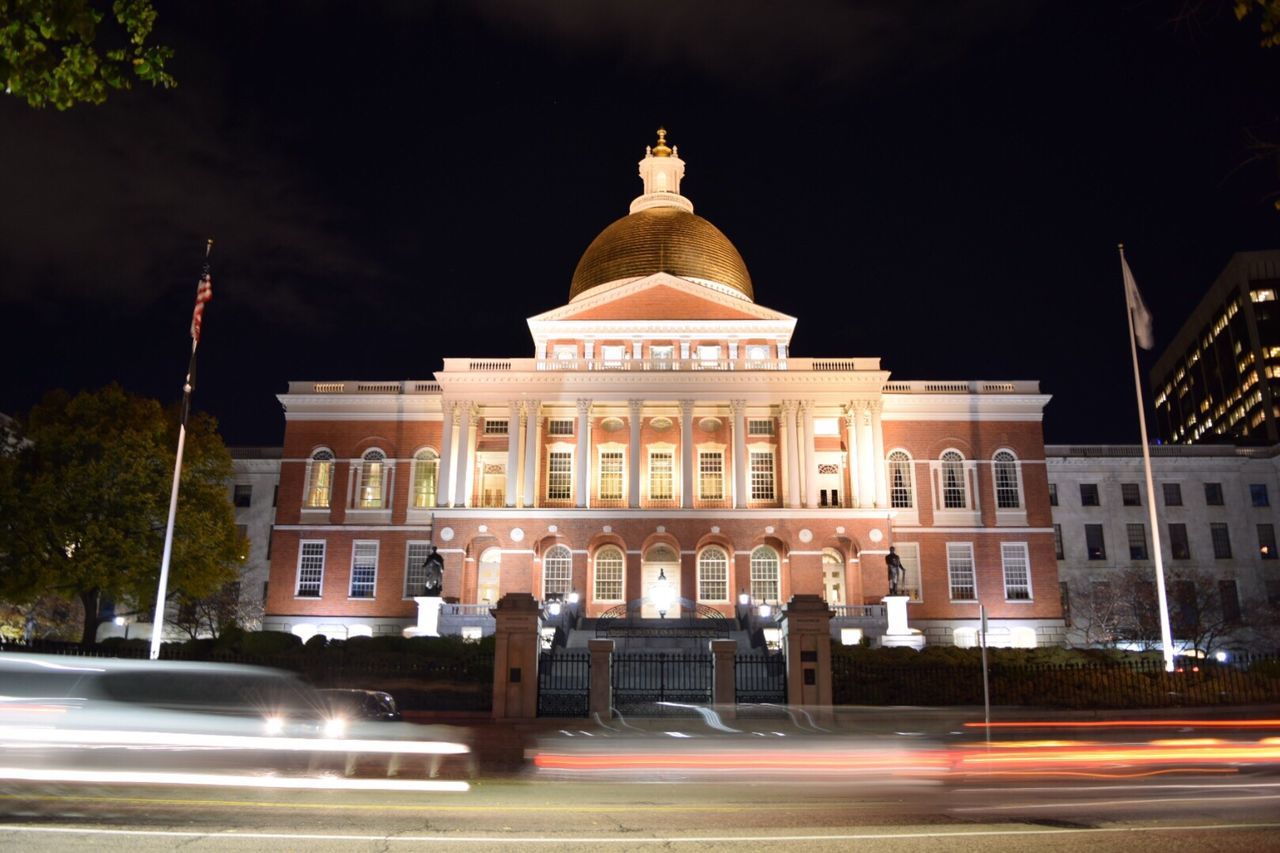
[710,639,738,719]
[491,593,542,720]
[588,638,614,718]
[780,595,834,709]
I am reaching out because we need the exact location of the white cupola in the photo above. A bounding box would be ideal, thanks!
[630,128,694,214]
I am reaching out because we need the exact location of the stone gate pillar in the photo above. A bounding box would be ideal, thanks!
[710,638,738,719]
[780,594,833,707]
[588,638,615,718]
[491,593,543,720]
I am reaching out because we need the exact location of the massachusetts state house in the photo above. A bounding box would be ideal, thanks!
[262,130,1065,648]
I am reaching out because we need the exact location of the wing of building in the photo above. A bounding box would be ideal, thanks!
[262,130,1063,648]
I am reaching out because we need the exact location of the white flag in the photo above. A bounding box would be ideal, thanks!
[1122,254,1154,350]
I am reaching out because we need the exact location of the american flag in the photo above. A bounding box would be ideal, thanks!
[190,270,213,343]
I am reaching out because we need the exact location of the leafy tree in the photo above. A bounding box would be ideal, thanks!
[1,0,175,109]
[1235,0,1280,46]
[0,384,240,645]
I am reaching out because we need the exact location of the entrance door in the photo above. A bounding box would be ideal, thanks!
[641,544,681,618]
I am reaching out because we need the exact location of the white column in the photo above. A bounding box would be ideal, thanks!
[871,400,887,508]
[632,339,642,359]
[785,401,801,508]
[455,404,476,508]
[680,340,691,361]
[437,401,456,508]
[844,408,861,509]
[576,399,591,508]
[729,341,739,363]
[732,400,748,508]
[777,403,791,507]
[628,399,643,508]
[802,400,818,509]
[523,401,540,507]
[680,400,696,507]
[858,400,875,506]
[506,401,520,507]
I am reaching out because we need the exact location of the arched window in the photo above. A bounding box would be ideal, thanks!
[822,548,845,605]
[304,449,335,508]
[543,544,572,598]
[412,448,438,509]
[749,546,780,603]
[993,449,1021,509]
[477,547,502,604]
[358,449,387,508]
[645,543,678,564]
[697,547,729,602]
[887,450,914,509]
[941,450,967,509]
[593,546,624,601]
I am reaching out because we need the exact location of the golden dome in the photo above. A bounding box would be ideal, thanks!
[569,206,753,302]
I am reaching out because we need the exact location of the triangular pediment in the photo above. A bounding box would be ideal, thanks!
[531,273,794,323]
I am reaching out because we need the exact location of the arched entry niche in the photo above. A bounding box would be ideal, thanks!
[641,542,680,618]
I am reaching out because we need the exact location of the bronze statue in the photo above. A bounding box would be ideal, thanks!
[421,544,444,597]
[885,546,905,597]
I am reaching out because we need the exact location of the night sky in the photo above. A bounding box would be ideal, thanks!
[2,1,1277,447]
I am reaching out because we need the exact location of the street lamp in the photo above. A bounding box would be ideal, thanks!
[652,568,675,619]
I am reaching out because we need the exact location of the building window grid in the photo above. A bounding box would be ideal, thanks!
[357,449,386,509]
[896,542,922,601]
[1085,524,1106,560]
[1204,482,1224,506]
[888,450,914,508]
[598,450,624,501]
[749,450,776,501]
[1169,523,1191,559]
[547,419,574,436]
[1121,483,1141,506]
[940,451,966,509]
[749,547,780,602]
[1259,523,1277,559]
[304,450,334,508]
[350,541,378,598]
[699,451,725,501]
[947,543,976,601]
[483,419,509,435]
[1127,523,1148,560]
[649,451,674,501]
[296,541,325,597]
[404,542,430,598]
[1210,522,1233,559]
[747,419,775,436]
[1080,483,1100,507]
[1001,543,1031,601]
[993,451,1021,509]
[412,449,438,509]
[697,547,729,601]
[593,547,624,601]
[547,451,572,501]
[543,545,572,598]
[1163,482,1183,506]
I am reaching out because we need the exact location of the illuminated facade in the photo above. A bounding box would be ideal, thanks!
[1152,251,1280,446]
[262,131,1064,647]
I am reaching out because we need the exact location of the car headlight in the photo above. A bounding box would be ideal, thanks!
[323,717,347,739]
[263,716,285,735]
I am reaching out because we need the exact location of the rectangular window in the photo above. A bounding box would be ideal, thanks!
[405,542,430,598]
[649,451,674,500]
[1001,543,1031,601]
[1079,483,1100,506]
[1048,483,1058,506]
[547,450,572,501]
[593,551,624,601]
[1251,483,1270,507]
[697,344,722,363]
[1169,523,1191,559]
[1127,523,1148,560]
[600,345,626,367]
[1220,580,1242,623]
[598,450,624,500]
[483,419,509,435]
[350,541,378,598]
[747,419,775,436]
[296,541,325,597]
[1121,483,1141,506]
[650,345,674,364]
[1163,482,1183,506]
[1258,523,1277,559]
[1053,524,1064,560]
[547,419,574,436]
[1085,524,1106,560]
[1204,482,1224,506]
[749,450,776,501]
[698,451,724,500]
[947,543,976,601]
[233,484,252,508]
[896,542,922,601]
[1210,522,1232,559]
[305,459,333,508]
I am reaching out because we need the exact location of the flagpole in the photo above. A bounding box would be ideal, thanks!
[1119,243,1175,672]
[150,240,214,661]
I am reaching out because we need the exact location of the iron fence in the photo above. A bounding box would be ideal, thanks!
[538,650,591,717]
[612,652,712,716]
[735,652,786,705]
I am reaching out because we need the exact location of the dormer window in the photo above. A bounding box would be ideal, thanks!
[697,345,721,364]
[554,345,577,360]
[746,344,770,362]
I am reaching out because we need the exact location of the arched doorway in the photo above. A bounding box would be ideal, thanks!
[822,548,845,606]
[477,547,502,604]
[641,543,680,618]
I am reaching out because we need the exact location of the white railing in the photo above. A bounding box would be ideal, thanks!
[883,380,1041,394]
[831,605,886,620]
[443,604,493,617]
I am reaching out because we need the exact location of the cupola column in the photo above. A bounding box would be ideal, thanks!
[628,400,643,508]
[680,400,696,507]
[731,400,748,508]
[576,399,591,508]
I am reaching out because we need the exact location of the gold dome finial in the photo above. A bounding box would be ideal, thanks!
[652,127,672,157]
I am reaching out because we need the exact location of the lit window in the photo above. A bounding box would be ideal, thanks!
[941,450,967,509]
[593,547,624,601]
[749,546,780,602]
[404,542,431,597]
[598,450,624,500]
[746,344,770,362]
[747,419,775,436]
[697,345,722,363]
[750,450,775,501]
[1250,288,1276,303]
[412,448,438,508]
[1258,523,1277,560]
[357,449,386,508]
[1001,543,1031,601]
[697,547,729,601]
[888,450,914,509]
[296,541,325,597]
[895,542,922,601]
[547,418,574,436]
[350,541,378,598]
[547,451,572,501]
[699,451,724,500]
[813,418,839,436]
[483,419,509,435]
[822,548,845,605]
[946,543,976,600]
[650,345,674,364]
[993,450,1021,509]
[304,449,335,508]
[649,451,674,500]
[543,545,572,598]
[553,345,577,360]
[600,345,627,368]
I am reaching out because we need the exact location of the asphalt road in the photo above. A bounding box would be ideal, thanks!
[1,773,1278,852]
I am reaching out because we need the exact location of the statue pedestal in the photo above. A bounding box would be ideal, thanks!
[404,596,443,638]
[880,595,925,650]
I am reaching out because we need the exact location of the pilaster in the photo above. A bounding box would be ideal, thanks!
[680,399,696,507]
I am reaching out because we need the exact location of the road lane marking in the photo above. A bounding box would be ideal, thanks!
[953,794,1280,812]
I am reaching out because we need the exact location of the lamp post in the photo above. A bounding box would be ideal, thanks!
[652,568,674,619]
